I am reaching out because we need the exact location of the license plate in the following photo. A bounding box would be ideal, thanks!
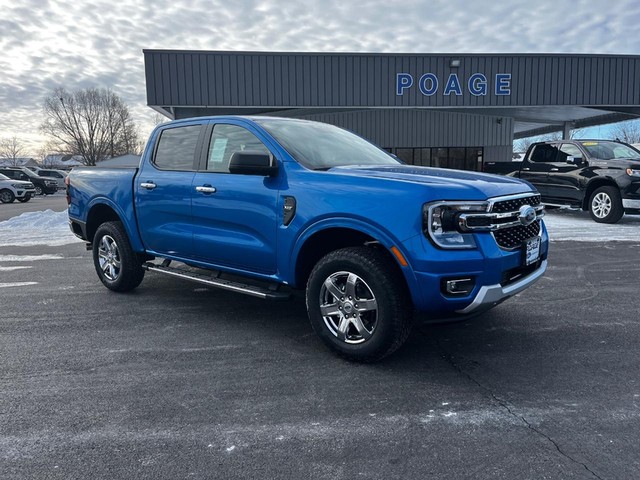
[523,237,541,266]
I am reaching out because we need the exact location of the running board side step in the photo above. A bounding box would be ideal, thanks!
[142,263,292,301]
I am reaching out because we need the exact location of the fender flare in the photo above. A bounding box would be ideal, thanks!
[85,196,145,252]
[287,216,420,296]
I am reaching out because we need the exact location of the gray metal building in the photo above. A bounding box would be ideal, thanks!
[144,51,640,169]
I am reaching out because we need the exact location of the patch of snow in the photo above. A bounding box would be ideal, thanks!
[0,266,32,271]
[0,210,83,247]
[226,445,236,452]
[543,209,640,242]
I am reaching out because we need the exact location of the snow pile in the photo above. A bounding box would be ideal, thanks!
[0,209,83,247]
[543,209,640,242]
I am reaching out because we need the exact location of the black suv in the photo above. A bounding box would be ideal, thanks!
[0,167,58,195]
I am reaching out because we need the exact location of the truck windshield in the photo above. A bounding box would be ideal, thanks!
[256,118,401,170]
[580,141,640,160]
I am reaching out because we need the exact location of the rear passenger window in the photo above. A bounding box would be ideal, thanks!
[206,124,271,173]
[154,125,201,170]
[530,144,559,163]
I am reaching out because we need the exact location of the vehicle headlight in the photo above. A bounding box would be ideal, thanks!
[626,168,640,177]
[11,184,25,188]
[423,201,489,249]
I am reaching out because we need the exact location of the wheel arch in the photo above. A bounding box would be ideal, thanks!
[85,199,144,251]
[290,219,416,302]
[582,178,619,210]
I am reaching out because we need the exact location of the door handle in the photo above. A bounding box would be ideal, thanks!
[140,182,156,190]
[522,167,531,171]
[195,185,217,194]
[550,168,559,172]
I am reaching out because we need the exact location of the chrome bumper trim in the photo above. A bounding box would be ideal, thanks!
[456,260,548,314]
[622,199,640,209]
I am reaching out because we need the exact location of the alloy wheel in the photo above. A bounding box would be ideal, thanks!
[98,235,121,281]
[592,192,612,219]
[319,271,378,344]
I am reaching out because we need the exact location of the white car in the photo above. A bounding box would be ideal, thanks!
[0,173,36,203]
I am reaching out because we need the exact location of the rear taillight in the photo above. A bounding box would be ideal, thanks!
[64,175,71,205]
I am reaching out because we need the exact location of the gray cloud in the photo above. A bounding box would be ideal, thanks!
[1,0,640,152]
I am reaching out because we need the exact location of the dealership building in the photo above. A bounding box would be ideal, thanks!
[144,51,640,170]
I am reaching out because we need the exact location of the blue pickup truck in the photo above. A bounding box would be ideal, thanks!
[68,116,548,361]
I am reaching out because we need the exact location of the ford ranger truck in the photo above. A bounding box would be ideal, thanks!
[67,116,548,362]
[485,140,640,223]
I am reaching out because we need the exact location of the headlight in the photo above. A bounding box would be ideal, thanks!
[626,168,640,177]
[45,180,57,185]
[11,184,25,188]
[423,201,489,249]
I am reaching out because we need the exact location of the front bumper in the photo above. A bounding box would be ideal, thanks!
[456,259,547,314]
[401,219,549,316]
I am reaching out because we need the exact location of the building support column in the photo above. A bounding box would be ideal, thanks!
[562,121,574,139]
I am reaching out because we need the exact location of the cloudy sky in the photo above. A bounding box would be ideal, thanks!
[2,0,640,154]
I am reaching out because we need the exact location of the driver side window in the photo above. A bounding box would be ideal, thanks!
[206,124,271,173]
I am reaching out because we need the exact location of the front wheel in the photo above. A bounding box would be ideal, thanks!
[589,186,623,224]
[34,185,43,196]
[0,189,15,203]
[92,221,145,292]
[306,246,413,362]
[17,194,31,203]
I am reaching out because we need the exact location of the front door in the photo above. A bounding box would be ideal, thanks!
[191,122,280,274]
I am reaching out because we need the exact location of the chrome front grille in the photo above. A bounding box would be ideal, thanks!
[491,194,542,213]
[490,194,542,250]
[493,220,541,249]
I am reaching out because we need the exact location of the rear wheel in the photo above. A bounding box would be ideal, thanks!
[306,246,412,362]
[93,221,145,292]
[589,186,623,224]
[0,189,15,203]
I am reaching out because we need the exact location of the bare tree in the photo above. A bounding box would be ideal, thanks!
[515,127,586,153]
[610,119,640,144]
[41,87,141,166]
[0,136,27,166]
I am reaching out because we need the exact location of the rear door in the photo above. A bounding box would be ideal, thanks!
[545,143,586,203]
[135,121,206,258]
[190,121,281,274]
[519,144,559,196]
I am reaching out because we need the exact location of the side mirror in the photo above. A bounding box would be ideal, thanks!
[228,151,278,176]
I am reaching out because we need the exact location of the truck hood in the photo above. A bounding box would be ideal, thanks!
[328,165,535,199]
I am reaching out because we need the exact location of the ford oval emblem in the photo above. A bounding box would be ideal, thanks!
[518,205,536,226]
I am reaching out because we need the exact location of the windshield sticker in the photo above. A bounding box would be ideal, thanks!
[581,142,598,146]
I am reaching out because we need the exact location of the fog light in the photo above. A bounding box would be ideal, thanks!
[442,277,475,296]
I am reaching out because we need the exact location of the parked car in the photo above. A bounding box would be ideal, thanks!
[0,173,36,203]
[484,140,640,223]
[0,167,58,195]
[68,116,548,362]
[37,169,68,189]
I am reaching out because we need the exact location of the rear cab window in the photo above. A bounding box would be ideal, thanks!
[153,124,203,171]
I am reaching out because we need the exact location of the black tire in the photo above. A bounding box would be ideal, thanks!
[92,221,145,292]
[0,189,15,203]
[34,185,43,196]
[306,246,413,362]
[17,194,31,203]
[589,186,624,224]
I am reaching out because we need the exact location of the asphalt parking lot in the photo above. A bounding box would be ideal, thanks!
[1,201,639,479]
